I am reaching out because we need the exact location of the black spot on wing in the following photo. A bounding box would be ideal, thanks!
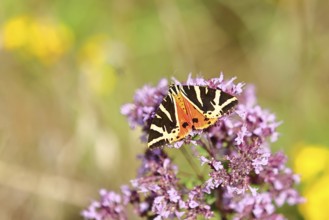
[182,122,189,128]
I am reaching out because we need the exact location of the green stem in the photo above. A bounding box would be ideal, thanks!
[180,145,204,181]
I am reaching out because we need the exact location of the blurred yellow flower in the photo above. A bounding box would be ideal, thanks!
[294,145,329,181]
[78,34,118,96]
[1,15,73,64]
[2,15,29,49]
[300,175,329,220]
[294,144,329,220]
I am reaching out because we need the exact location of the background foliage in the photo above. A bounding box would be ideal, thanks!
[0,0,328,219]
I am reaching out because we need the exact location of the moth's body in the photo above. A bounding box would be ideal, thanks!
[148,84,238,148]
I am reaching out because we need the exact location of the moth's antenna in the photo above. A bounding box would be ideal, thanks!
[170,76,181,85]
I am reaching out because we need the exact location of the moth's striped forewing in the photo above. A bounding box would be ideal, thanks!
[148,85,238,148]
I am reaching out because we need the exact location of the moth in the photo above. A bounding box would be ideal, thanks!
[147,84,238,148]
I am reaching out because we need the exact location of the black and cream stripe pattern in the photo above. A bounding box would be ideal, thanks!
[148,84,238,148]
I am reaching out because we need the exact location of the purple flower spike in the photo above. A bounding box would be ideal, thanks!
[120,79,168,131]
[82,190,127,220]
[83,73,303,220]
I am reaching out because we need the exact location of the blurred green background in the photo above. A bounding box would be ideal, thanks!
[0,0,328,219]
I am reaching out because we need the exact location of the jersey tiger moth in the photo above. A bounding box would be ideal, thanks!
[147,84,238,148]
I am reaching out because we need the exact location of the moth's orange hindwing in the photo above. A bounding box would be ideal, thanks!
[181,94,218,130]
[171,90,193,142]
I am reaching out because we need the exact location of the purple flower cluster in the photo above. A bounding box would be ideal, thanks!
[83,73,303,220]
[82,189,127,220]
[121,79,168,142]
[130,149,214,219]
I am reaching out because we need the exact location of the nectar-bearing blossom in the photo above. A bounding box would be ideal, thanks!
[82,189,127,220]
[83,73,303,220]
